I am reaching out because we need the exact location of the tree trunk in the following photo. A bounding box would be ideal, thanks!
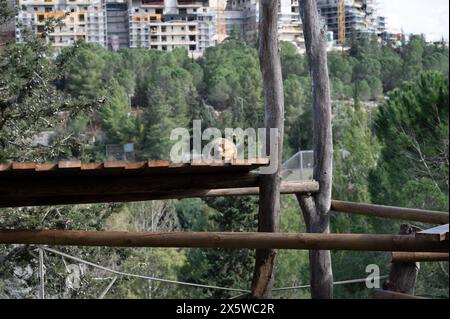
[251,0,285,299]
[296,0,334,299]
[384,224,421,295]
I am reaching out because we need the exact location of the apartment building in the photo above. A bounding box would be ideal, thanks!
[225,0,304,50]
[226,0,258,42]
[278,0,304,50]
[14,1,386,54]
[106,1,129,50]
[15,0,219,56]
[128,0,218,57]
[316,0,386,43]
[15,0,107,48]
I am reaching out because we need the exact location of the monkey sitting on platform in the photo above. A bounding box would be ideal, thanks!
[209,138,238,162]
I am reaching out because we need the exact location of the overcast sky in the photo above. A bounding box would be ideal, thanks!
[379,0,449,41]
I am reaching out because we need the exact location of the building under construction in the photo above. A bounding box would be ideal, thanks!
[224,0,305,51]
[317,0,386,45]
[13,0,307,54]
[14,0,221,56]
[13,0,386,54]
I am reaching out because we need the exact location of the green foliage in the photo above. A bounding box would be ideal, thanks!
[280,41,308,79]
[99,79,143,145]
[333,105,380,203]
[201,39,263,128]
[0,26,99,162]
[179,197,258,298]
[65,45,107,99]
[401,35,426,81]
[371,71,449,211]
[0,0,15,25]
[284,75,313,155]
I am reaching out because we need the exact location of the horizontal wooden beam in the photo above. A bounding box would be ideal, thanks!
[132,181,320,201]
[372,289,429,300]
[331,200,449,225]
[0,230,447,252]
[140,188,448,226]
[391,252,449,263]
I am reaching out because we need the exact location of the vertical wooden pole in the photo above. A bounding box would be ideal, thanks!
[297,0,334,299]
[384,225,421,295]
[251,0,285,299]
[38,247,45,299]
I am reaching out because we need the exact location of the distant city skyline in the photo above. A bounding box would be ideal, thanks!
[379,0,449,41]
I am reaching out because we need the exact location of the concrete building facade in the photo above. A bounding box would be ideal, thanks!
[224,0,304,50]
[128,0,219,57]
[15,0,219,56]
[316,0,386,43]
[15,0,107,48]
[14,0,386,54]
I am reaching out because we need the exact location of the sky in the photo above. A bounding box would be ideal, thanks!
[379,0,449,41]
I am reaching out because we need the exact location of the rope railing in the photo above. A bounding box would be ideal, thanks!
[41,246,388,298]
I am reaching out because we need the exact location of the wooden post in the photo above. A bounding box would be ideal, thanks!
[297,0,334,299]
[251,0,285,299]
[38,247,45,299]
[384,225,421,295]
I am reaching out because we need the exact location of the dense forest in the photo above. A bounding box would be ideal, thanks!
[0,8,449,298]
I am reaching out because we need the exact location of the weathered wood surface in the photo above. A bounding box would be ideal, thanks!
[416,224,449,242]
[297,0,334,299]
[391,252,449,263]
[0,159,272,208]
[0,172,261,207]
[252,0,285,299]
[331,200,449,225]
[384,225,421,295]
[0,159,269,177]
[0,230,447,252]
[372,289,429,300]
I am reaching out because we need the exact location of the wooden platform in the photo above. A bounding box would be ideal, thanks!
[0,159,269,207]
[416,224,449,242]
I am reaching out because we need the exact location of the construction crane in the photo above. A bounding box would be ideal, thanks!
[337,0,346,46]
